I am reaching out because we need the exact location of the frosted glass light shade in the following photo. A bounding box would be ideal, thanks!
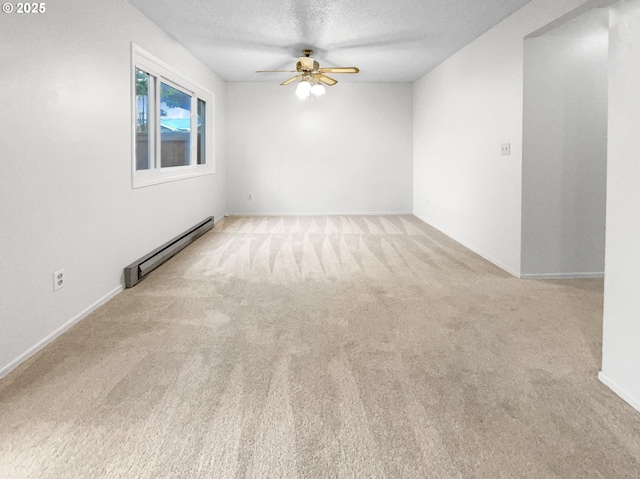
[311,84,326,96]
[295,80,311,98]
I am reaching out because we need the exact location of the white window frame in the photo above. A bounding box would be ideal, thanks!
[131,43,215,189]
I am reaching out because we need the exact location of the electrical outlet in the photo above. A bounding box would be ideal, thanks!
[53,269,65,291]
[248,193,253,200]
[501,143,511,156]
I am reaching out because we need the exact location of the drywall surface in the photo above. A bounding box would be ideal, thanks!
[413,0,591,276]
[226,83,413,214]
[600,0,640,413]
[0,0,226,377]
[521,9,608,278]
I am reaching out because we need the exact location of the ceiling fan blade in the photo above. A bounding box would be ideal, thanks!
[318,67,360,74]
[281,74,302,86]
[315,74,338,86]
[256,70,298,73]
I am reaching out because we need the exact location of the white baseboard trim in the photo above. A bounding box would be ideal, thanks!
[520,272,604,280]
[598,371,640,414]
[0,284,125,380]
[412,213,521,278]
[229,212,414,217]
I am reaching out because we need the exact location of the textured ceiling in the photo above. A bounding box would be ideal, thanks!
[127,0,533,82]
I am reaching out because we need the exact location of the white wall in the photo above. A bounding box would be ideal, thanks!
[0,0,226,377]
[521,9,609,278]
[226,83,412,215]
[600,0,640,413]
[413,0,591,276]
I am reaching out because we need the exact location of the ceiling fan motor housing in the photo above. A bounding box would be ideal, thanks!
[297,56,318,72]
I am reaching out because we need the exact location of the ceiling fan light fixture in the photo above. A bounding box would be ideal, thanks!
[295,80,312,98]
[258,49,359,96]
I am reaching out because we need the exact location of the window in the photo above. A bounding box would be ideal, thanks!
[132,44,214,188]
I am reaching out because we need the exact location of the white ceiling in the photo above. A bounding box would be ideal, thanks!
[127,0,533,83]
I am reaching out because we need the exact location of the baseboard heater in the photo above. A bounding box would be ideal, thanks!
[124,216,214,288]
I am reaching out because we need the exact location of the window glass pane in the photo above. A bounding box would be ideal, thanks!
[135,69,151,170]
[160,82,191,168]
[197,99,206,165]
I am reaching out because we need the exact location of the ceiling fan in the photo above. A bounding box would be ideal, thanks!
[256,49,359,98]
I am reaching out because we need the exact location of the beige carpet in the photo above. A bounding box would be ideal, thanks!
[1,215,639,478]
